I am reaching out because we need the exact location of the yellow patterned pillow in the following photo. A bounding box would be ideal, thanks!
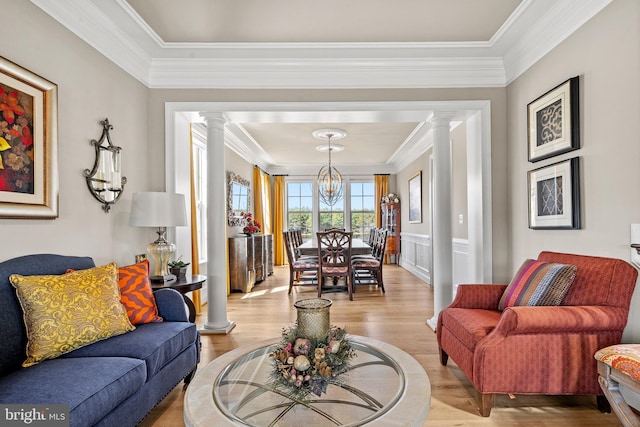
[10,262,135,367]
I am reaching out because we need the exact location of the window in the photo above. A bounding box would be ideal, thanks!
[285,178,374,239]
[319,197,344,231]
[350,181,376,239]
[192,138,207,262]
[286,181,313,241]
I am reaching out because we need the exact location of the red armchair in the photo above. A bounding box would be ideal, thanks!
[437,251,638,416]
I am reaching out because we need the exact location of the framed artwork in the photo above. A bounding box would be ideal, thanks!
[0,56,58,218]
[408,171,422,223]
[528,157,580,230]
[527,76,579,162]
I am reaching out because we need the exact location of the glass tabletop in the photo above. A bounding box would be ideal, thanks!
[213,340,405,426]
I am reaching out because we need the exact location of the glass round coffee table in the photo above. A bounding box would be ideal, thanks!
[184,335,430,426]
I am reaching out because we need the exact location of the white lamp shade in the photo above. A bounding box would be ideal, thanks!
[129,192,188,227]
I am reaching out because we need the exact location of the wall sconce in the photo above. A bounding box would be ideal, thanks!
[84,118,126,212]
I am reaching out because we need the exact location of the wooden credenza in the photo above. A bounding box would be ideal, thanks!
[381,202,400,264]
[229,234,273,293]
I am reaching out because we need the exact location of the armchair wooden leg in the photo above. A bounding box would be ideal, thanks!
[439,348,449,366]
[597,395,611,413]
[478,392,494,417]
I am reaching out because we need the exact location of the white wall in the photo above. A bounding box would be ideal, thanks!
[506,0,640,341]
[0,0,151,266]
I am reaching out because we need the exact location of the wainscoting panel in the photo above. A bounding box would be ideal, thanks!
[452,238,470,296]
[399,233,431,284]
[399,233,470,292]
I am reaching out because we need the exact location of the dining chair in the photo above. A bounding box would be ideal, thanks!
[352,228,387,293]
[352,227,381,261]
[283,230,318,294]
[316,229,353,300]
[367,228,376,246]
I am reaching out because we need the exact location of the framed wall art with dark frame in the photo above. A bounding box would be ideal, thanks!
[527,76,580,162]
[527,157,580,230]
[408,171,422,224]
[0,57,58,219]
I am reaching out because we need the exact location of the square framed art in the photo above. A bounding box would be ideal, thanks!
[0,56,58,219]
[527,157,580,230]
[527,76,580,162]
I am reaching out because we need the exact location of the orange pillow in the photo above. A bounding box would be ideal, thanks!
[118,260,163,324]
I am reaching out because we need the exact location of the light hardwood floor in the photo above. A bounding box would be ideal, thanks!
[139,264,622,426]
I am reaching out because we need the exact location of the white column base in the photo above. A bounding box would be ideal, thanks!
[426,317,437,332]
[199,321,236,335]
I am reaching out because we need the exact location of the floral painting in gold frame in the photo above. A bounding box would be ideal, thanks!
[0,57,58,218]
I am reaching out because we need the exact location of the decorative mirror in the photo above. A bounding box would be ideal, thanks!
[227,171,250,226]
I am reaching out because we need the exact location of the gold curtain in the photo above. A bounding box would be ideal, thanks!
[189,125,201,314]
[261,171,272,235]
[374,174,389,228]
[253,165,273,235]
[273,176,286,265]
[253,166,264,228]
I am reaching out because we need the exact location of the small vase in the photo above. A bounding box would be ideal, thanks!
[294,298,332,341]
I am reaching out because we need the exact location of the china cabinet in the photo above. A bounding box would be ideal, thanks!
[381,202,400,263]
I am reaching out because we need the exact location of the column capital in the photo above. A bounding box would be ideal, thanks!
[430,111,457,128]
[199,112,226,127]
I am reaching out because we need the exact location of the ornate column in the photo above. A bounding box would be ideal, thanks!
[427,113,455,331]
[200,112,235,334]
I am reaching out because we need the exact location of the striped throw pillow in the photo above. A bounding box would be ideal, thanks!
[498,259,577,310]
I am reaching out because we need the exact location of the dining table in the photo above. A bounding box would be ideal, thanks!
[297,237,372,256]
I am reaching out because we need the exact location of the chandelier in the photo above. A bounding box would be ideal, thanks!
[313,128,347,206]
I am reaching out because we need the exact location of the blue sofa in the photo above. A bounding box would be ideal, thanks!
[0,254,200,427]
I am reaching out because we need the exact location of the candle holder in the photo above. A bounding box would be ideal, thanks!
[294,298,332,341]
[83,118,126,213]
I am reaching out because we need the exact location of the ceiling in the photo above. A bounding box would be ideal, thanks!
[126,0,521,44]
[31,0,611,174]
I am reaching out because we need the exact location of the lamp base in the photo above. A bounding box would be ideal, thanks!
[148,227,176,283]
[150,274,176,283]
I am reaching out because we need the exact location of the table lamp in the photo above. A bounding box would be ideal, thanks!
[129,192,188,282]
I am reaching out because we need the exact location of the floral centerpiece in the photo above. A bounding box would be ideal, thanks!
[382,192,400,204]
[241,212,261,235]
[269,299,355,399]
[270,324,355,399]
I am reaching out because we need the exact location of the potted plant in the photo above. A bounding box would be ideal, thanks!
[168,256,190,279]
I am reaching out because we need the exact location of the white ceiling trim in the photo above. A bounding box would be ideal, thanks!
[501,0,613,83]
[148,57,506,89]
[30,0,612,89]
[166,100,485,175]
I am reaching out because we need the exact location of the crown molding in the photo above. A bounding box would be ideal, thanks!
[148,56,506,89]
[501,0,612,83]
[31,0,152,84]
[224,123,274,171]
[31,0,613,89]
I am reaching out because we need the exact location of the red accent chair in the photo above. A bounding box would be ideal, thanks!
[437,251,638,416]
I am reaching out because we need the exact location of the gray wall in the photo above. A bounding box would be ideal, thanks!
[0,0,151,266]
[506,0,640,341]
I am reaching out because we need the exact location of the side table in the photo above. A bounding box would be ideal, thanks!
[152,274,206,322]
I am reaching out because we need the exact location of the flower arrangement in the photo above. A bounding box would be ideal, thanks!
[241,212,261,235]
[269,324,355,399]
[382,192,400,204]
